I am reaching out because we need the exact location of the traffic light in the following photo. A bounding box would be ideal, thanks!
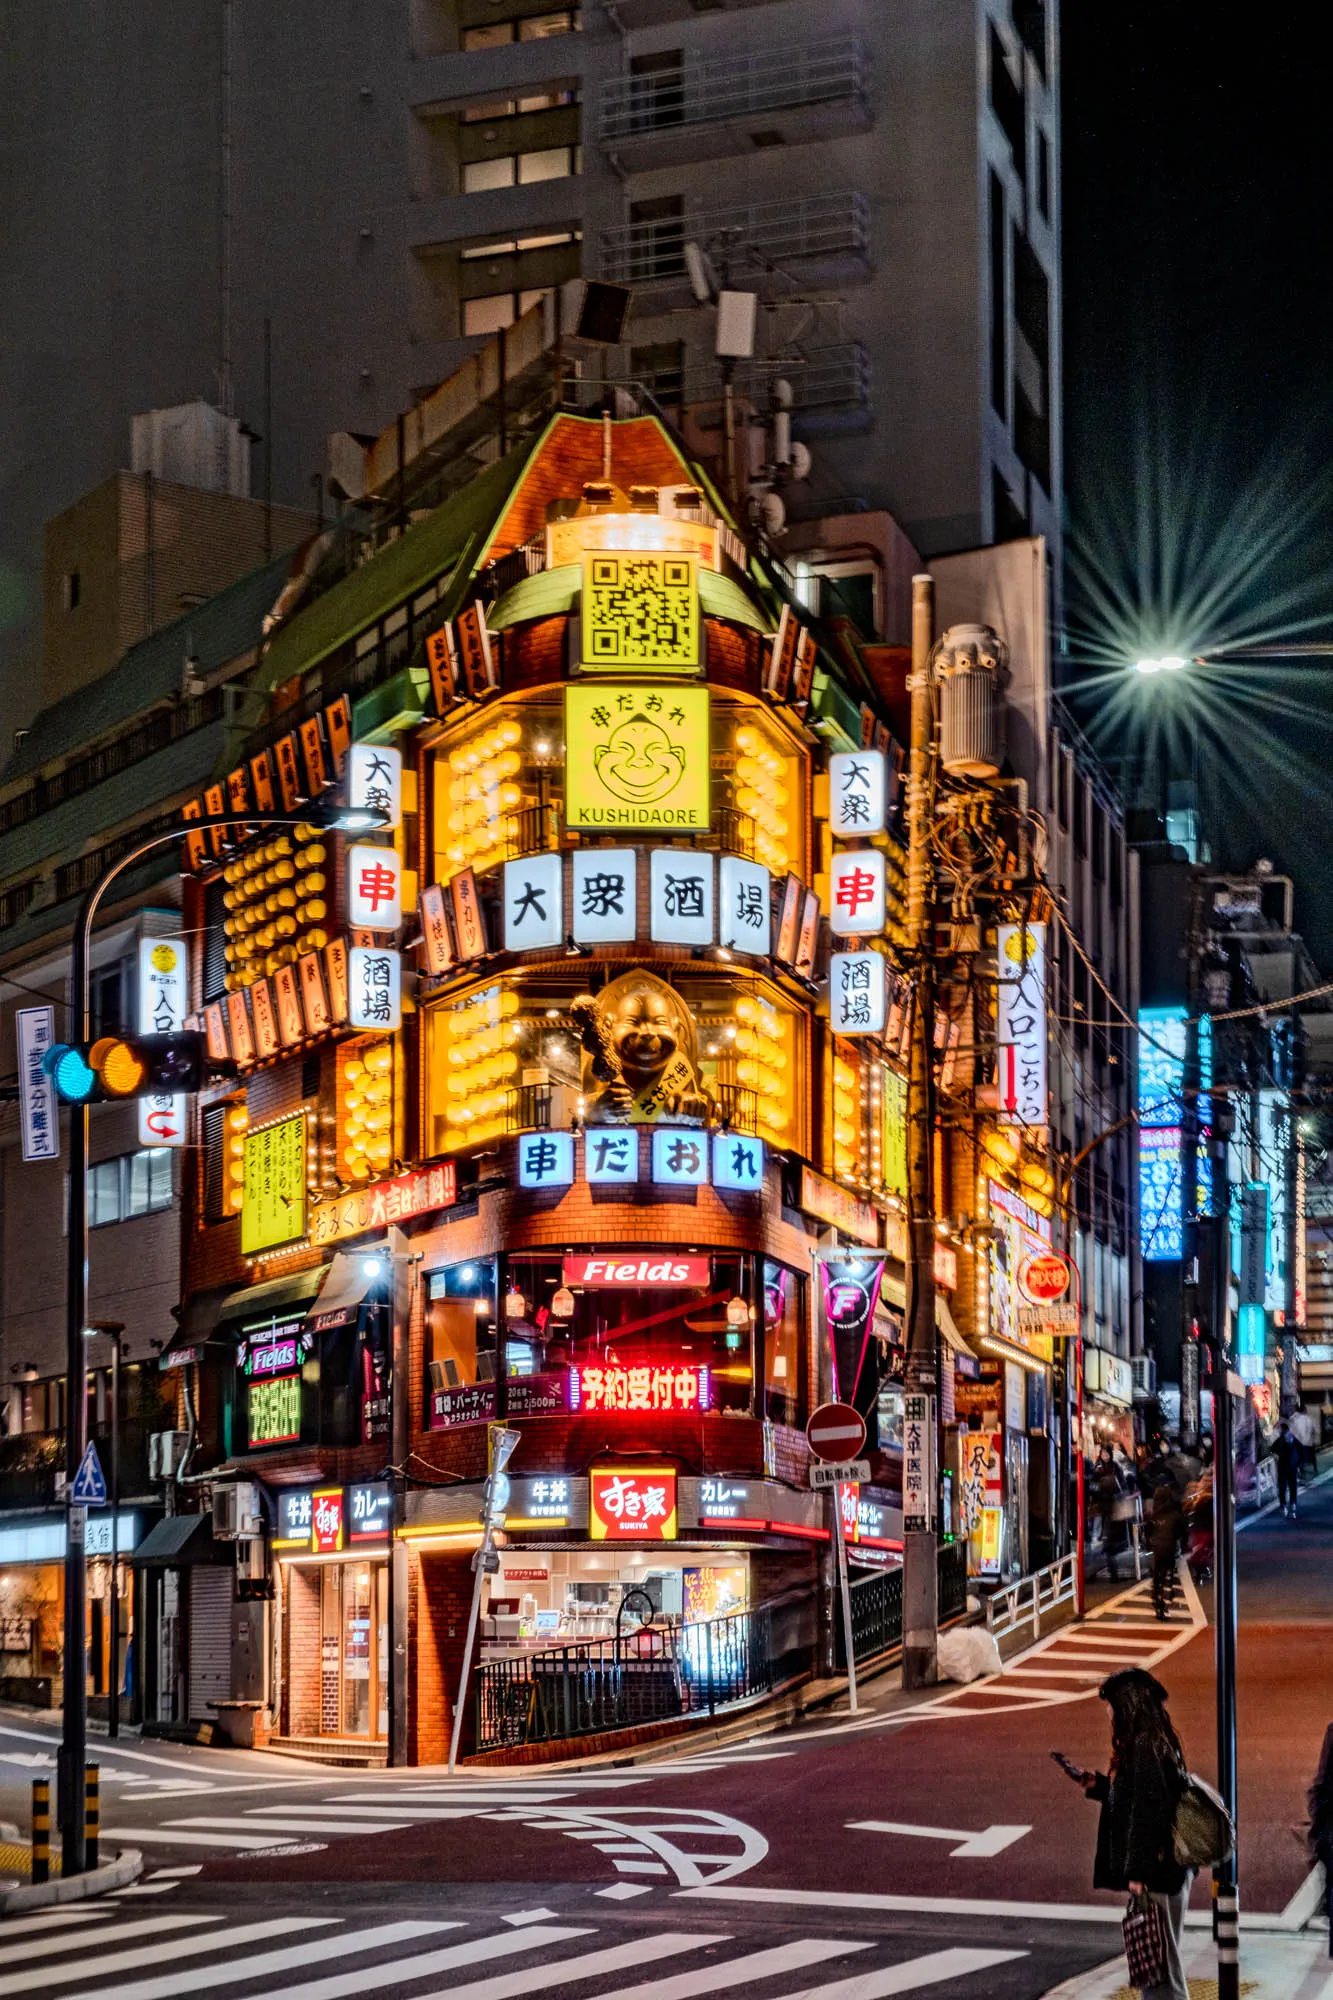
[43,1033,210,1104]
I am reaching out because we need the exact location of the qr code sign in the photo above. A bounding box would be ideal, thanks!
[583,553,699,669]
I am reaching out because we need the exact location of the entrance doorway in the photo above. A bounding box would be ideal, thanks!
[320,1562,387,1737]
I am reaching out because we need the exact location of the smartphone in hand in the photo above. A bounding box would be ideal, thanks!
[1050,1750,1088,1784]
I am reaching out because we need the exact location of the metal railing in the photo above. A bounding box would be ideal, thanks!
[833,1541,969,1669]
[597,35,868,143]
[476,1601,801,1751]
[598,191,869,288]
[985,1552,1078,1642]
[685,343,871,420]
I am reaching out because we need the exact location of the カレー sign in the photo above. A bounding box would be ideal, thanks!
[581,551,700,674]
[565,685,710,831]
[562,1254,710,1287]
[241,1114,307,1254]
[590,1466,678,1542]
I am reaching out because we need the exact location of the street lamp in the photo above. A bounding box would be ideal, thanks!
[59,793,385,1875]
[1132,655,1190,675]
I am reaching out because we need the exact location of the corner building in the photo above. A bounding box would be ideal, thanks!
[174,408,936,1762]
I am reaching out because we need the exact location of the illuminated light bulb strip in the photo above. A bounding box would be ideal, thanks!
[734,724,794,875]
[441,982,518,1150]
[444,718,523,880]
[339,1038,395,1184]
[832,1053,859,1182]
[223,1100,249,1215]
[734,992,792,1140]
[221,828,330,989]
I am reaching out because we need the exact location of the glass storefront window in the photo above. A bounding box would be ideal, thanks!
[431,696,562,886]
[762,1260,803,1425]
[716,698,805,879]
[426,1259,498,1392]
[320,1561,387,1737]
[507,1251,755,1413]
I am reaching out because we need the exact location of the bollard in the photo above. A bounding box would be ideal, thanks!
[85,1763,99,1871]
[32,1777,51,1884]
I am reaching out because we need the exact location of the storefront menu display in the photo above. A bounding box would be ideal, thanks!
[507,1373,572,1417]
[241,1113,307,1254]
[249,1373,301,1446]
[429,1382,497,1430]
[590,1466,678,1542]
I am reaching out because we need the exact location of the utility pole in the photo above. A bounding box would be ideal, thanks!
[1207,1092,1240,1999]
[902,571,938,1690]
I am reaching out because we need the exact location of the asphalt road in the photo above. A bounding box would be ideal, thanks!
[4,1474,1329,1999]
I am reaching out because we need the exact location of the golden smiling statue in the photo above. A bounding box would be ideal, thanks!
[571,972,713,1125]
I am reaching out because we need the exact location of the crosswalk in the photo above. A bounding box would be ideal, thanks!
[1,1900,1026,2000]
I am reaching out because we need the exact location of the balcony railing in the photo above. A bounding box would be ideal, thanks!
[686,343,871,422]
[598,191,869,288]
[597,35,868,146]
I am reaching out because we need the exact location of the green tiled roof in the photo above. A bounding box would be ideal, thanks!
[256,443,532,694]
[2,552,293,788]
[487,561,772,635]
[0,724,232,880]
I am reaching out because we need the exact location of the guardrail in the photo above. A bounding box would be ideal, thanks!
[597,35,868,144]
[834,1541,969,1669]
[985,1552,1078,1642]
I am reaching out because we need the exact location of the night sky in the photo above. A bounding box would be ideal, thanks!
[1062,9,1333,965]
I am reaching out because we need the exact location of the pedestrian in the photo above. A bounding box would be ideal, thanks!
[1292,1406,1318,1478]
[1095,1445,1124,1581]
[1081,1668,1194,1999]
[1147,1482,1184,1620]
[1274,1420,1302,1520]
[1309,1721,1333,1955]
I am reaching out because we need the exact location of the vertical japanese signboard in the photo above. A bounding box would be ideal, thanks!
[137,937,188,1148]
[828,750,887,835]
[241,1113,307,1255]
[996,920,1048,1130]
[902,1392,935,1532]
[16,1006,59,1162]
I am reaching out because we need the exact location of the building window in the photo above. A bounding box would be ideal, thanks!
[425,1261,499,1395]
[988,170,1007,421]
[63,571,81,611]
[460,229,580,262]
[461,88,578,124]
[1036,128,1051,223]
[88,1149,174,1229]
[462,287,552,336]
[763,1261,804,1425]
[461,10,581,51]
[461,145,580,194]
[90,958,132,1039]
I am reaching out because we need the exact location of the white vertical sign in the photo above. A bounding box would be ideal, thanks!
[902,1391,935,1532]
[828,848,886,936]
[348,743,403,829]
[828,951,886,1034]
[996,920,1048,1130]
[649,849,714,946]
[347,844,403,931]
[16,1006,59,1162]
[718,856,771,954]
[503,851,564,952]
[829,750,887,836]
[572,848,637,944]
[348,946,402,1030]
[138,936,188,1149]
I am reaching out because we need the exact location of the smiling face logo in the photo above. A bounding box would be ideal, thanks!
[593,713,685,805]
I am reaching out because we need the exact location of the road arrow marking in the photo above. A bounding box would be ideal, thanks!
[847,1819,1031,1858]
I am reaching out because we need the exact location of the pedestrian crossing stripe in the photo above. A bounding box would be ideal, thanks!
[9,1911,1027,2000]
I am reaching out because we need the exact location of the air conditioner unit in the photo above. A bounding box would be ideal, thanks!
[213,1481,261,1541]
[236,1536,267,1583]
[1131,1353,1157,1400]
[148,1430,190,1480]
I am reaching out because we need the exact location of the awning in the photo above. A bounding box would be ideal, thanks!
[159,1284,234,1367]
[218,1267,327,1333]
[936,1296,970,1359]
[486,561,772,636]
[306,1251,374,1332]
[129,1514,218,1567]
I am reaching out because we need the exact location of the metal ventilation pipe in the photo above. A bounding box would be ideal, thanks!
[937,622,1008,777]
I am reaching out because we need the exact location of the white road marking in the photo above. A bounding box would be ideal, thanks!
[589,1938,872,2000]
[148,1864,202,1877]
[3,1913,225,1969]
[413,1933,729,2000]
[101,1826,293,1849]
[0,1909,115,1940]
[501,1910,559,1925]
[66,1922,451,2000]
[597,1884,655,1900]
[780,1948,1027,1998]
[114,1884,180,1896]
[203,1815,405,1834]
[203,1925,593,2000]
[10,1919,328,1995]
[847,1819,1030,1858]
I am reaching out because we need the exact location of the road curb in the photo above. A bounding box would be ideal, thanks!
[0,1846,142,1915]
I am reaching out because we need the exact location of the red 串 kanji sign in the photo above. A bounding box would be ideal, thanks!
[828,849,886,936]
[590,1467,678,1542]
[346,844,402,931]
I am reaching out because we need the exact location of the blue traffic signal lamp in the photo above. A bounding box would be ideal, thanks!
[44,1031,214,1104]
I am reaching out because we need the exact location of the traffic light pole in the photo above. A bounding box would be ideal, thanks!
[1207,1096,1240,1998]
[57,799,383,1874]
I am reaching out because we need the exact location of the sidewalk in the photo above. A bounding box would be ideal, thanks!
[1043,1926,1332,1998]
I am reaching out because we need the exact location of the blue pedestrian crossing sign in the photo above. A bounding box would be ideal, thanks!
[71,1440,107,1506]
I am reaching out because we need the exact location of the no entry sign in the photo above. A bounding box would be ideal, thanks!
[806,1401,867,1463]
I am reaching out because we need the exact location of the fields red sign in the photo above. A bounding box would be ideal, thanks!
[807,1401,867,1462]
[1018,1252,1071,1305]
[563,1254,710,1288]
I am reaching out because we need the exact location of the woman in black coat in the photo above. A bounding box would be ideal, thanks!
[1081,1668,1191,1999]
[1309,1721,1333,1952]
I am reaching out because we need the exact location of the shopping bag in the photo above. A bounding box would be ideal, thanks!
[1122,1890,1168,1988]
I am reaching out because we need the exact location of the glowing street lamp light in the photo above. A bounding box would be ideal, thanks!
[1133,654,1189,675]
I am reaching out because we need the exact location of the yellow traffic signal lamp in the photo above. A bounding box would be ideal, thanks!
[90,1038,148,1097]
